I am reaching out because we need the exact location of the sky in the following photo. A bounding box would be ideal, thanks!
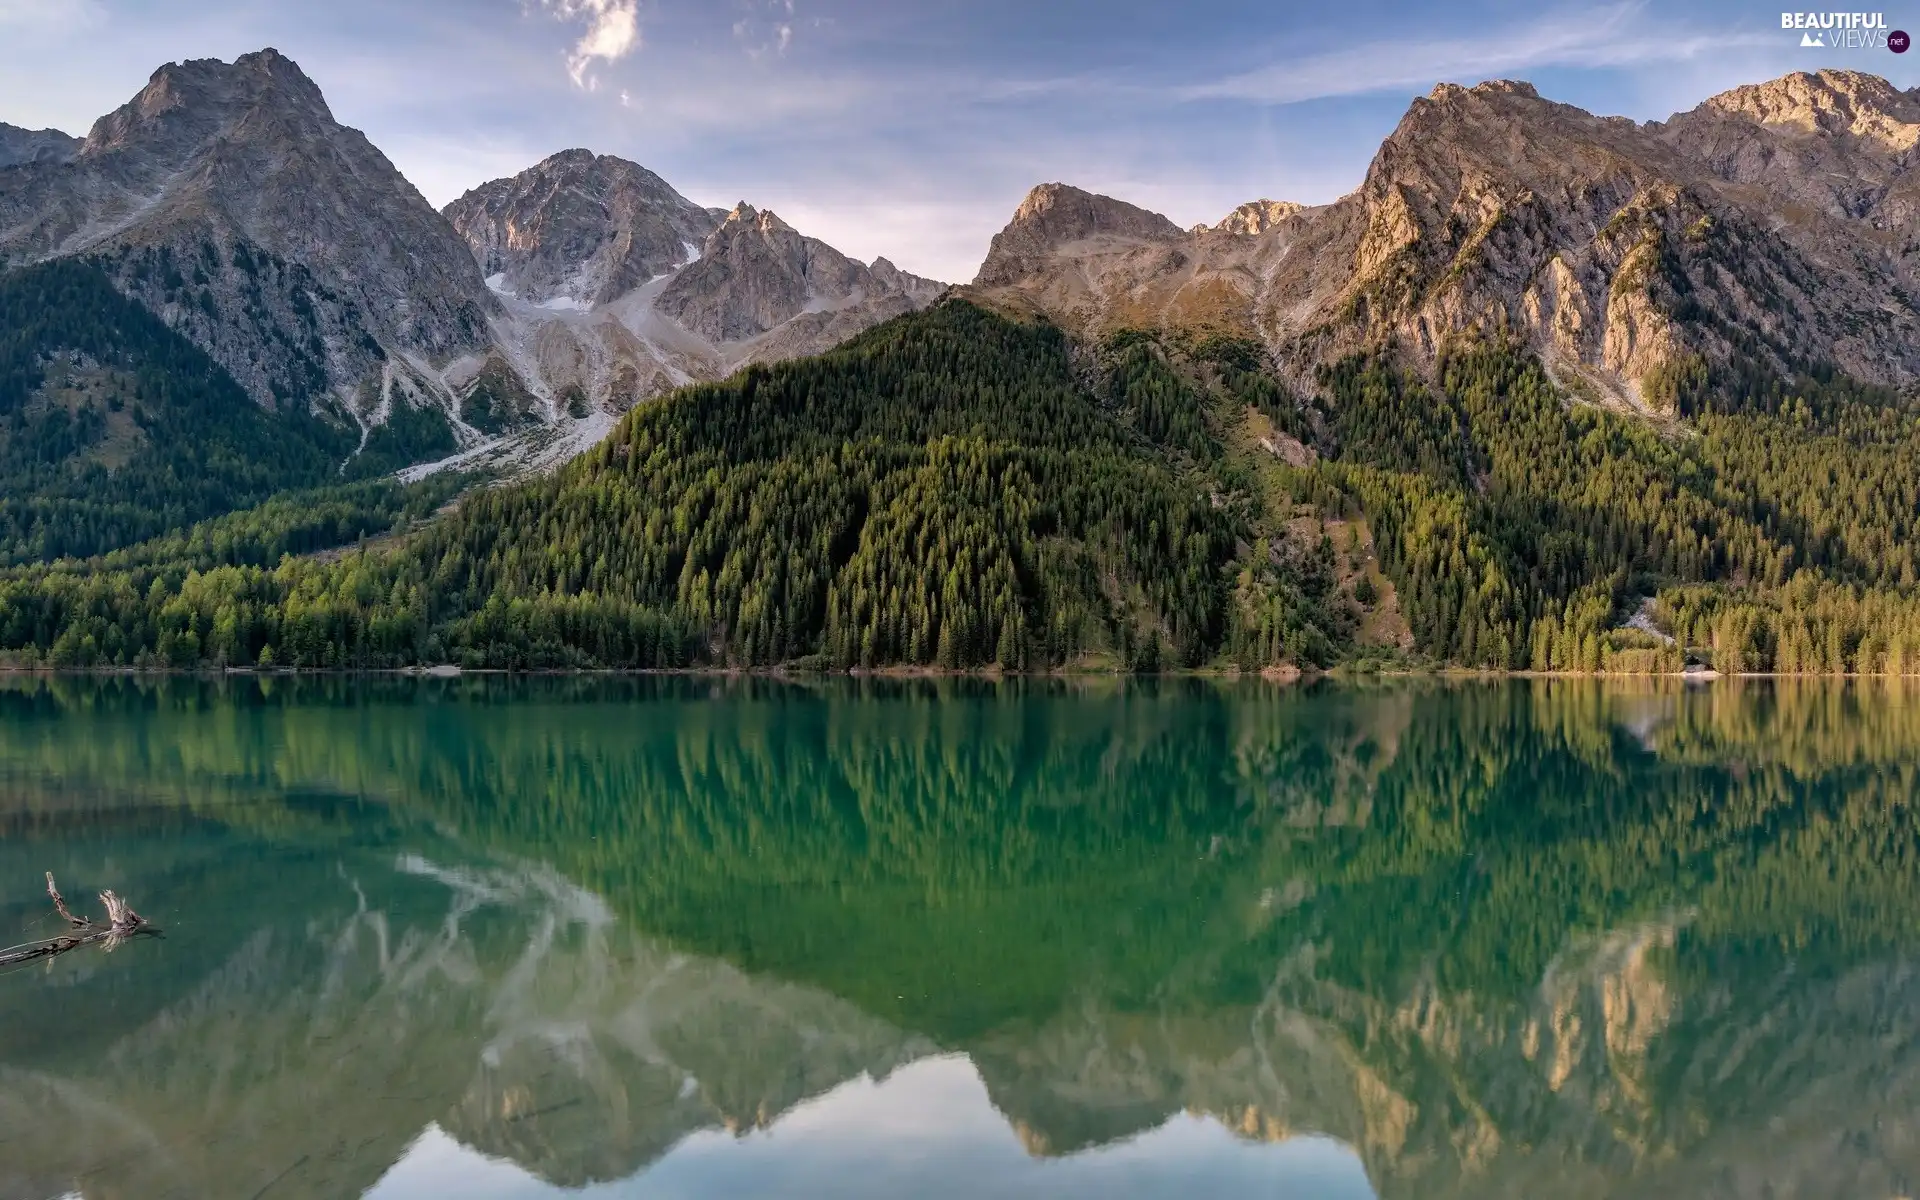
[1,0,1917,282]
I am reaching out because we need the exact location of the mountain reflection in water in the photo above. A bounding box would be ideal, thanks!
[2,675,1919,1200]
[369,1057,1374,1200]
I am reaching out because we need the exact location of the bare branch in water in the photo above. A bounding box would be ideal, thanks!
[45,872,87,929]
[0,874,157,969]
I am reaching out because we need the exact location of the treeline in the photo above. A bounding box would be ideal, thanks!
[0,259,372,562]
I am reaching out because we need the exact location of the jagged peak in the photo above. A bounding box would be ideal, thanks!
[1683,68,1920,140]
[144,46,324,103]
[1200,198,1307,236]
[537,147,599,168]
[1007,182,1181,238]
[1426,78,1542,106]
[713,202,797,237]
[86,46,332,154]
[1474,79,1540,99]
[973,183,1183,288]
[523,148,678,185]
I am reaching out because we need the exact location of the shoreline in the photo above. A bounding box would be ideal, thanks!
[0,665,1910,681]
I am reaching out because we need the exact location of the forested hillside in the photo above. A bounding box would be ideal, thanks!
[0,301,1343,669]
[2,296,1920,673]
[1318,341,1920,672]
[0,259,369,562]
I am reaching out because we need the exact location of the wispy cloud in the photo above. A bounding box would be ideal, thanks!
[1182,3,1768,105]
[733,0,796,60]
[539,0,640,88]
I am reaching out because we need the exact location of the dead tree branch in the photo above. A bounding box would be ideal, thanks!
[0,874,157,969]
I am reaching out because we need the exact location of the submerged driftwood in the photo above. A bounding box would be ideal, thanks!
[0,873,157,968]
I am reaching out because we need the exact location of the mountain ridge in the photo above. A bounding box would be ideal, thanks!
[0,48,951,488]
[967,69,1920,415]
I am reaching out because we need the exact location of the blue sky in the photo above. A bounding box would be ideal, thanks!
[2,0,1917,280]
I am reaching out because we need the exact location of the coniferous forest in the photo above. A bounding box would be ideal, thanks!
[5,287,1920,674]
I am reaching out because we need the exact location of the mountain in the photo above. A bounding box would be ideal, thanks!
[0,123,79,168]
[6,66,1920,676]
[657,201,944,347]
[0,49,496,433]
[445,149,722,308]
[441,154,946,440]
[1655,69,1920,232]
[0,49,949,550]
[967,70,1920,414]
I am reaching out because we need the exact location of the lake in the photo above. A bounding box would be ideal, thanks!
[1,675,1917,1199]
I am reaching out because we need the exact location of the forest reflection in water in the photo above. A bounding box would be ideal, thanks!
[1,675,1918,1199]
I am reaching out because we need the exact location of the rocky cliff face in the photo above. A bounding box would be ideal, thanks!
[1657,69,1920,231]
[968,70,1920,413]
[0,49,496,422]
[658,201,944,343]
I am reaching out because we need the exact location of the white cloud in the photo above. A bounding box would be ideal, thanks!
[1182,3,1771,106]
[539,0,640,89]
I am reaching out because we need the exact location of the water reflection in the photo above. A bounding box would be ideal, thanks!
[369,1060,1375,1200]
[2,676,1919,1198]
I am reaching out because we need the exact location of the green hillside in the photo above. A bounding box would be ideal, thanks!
[0,259,384,561]
[2,296,1919,672]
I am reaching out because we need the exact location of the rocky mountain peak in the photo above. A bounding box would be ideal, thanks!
[1689,69,1920,144]
[1657,68,1920,234]
[657,202,943,346]
[1202,199,1308,236]
[0,46,494,416]
[1422,78,1541,108]
[83,47,329,157]
[444,150,717,306]
[1013,182,1182,239]
[968,68,1920,412]
[443,151,945,433]
[973,183,1183,287]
